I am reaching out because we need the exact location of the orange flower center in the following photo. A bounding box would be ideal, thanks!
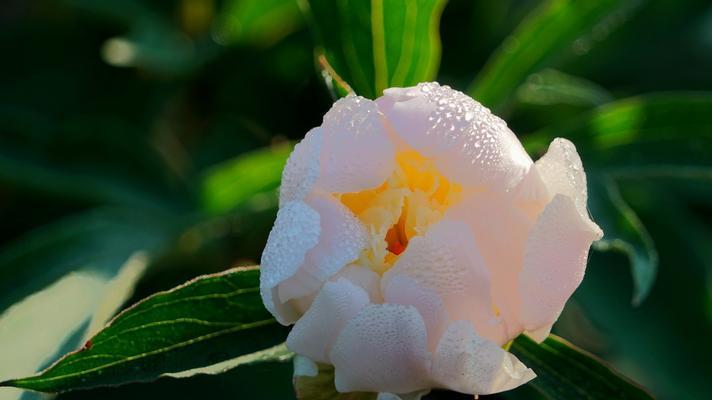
[339,151,462,273]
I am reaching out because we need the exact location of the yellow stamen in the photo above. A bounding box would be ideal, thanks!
[339,151,462,273]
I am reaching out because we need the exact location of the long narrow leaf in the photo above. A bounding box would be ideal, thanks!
[1,267,286,393]
[469,0,640,111]
[507,335,653,400]
[305,0,446,98]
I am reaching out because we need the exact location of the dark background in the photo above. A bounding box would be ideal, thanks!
[1,0,711,399]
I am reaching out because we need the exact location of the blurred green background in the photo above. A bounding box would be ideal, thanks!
[0,0,711,399]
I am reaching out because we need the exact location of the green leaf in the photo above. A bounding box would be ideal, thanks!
[1,267,286,393]
[0,207,177,400]
[523,93,712,303]
[469,0,640,111]
[0,207,175,313]
[163,342,293,379]
[506,335,653,400]
[213,0,303,46]
[515,69,612,107]
[199,144,291,214]
[525,92,712,158]
[305,0,446,98]
[588,175,657,305]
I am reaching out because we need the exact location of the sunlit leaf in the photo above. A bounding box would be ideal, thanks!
[504,335,653,400]
[0,207,175,400]
[213,0,303,46]
[199,144,291,214]
[0,267,286,393]
[0,256,147,400]
[163,342,293,379]
[525,92,712,157]
[0,208,175,313]
[305,0,446,98]
[515,69,612,107]
[469,0,641,111]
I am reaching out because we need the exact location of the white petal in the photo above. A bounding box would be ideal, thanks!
[535,138,589,217]
[377,390,430,400]
[383,274,448,351]
[331,304,432,394]
[332,264,382,303]
[260,201,320,324]
[432,321,535,395]
[317,95,396,193]
[292,355,319,378]
[286,279,370,364]
[280,127,323,205]
[525,325,552,343]
[443,191,536,338]
[384,219,505,344]
[518,194,603,331]
[377,83,532,191]
[511,163,550,219]
[277,195,367,303]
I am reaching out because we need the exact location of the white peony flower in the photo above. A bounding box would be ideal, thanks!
[260,82,603,396]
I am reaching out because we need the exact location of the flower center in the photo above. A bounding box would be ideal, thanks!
[339,151,462,274]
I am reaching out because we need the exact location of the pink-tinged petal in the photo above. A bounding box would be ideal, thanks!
[286,279,370,364]
[377,83,532,191]
[443,192,535,339]
[331,304,432,394]
[535,138,589,217]
[278,195,367,303]
[317,95,396,193]
[280,127,323,205]
[260,201,320,324]
[524,325,553,343]
[511,163,550,220]
[518,194,603,332]
[382,220,506,345]
[432,321,535,395]
[383,274,448,351]
[332,264,382,303]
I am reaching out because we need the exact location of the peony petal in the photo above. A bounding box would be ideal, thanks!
[518,194,603,332]
[260,201,320,324]
[383,274,448,351]
[286,279,370,363]
[280,127,323,205]
[511,163,550,220]
[377,391,430,400]
[382,220,505,345]
[331,304,432,394]
[443,191,535,339]
[292,355,319,378]
[524,325,553,343]
[432,321,535,395]
[332,264,382,303]
[535,138,589,217]
[377,83,532,191]
[277,195,367,303]
[317,95,396,193]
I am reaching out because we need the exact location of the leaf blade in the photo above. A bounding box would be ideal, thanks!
[508,335,653,400]
[589,175,658,304]
[1,267,286,393]
[306,0,446,98]
[469,0,640,111]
